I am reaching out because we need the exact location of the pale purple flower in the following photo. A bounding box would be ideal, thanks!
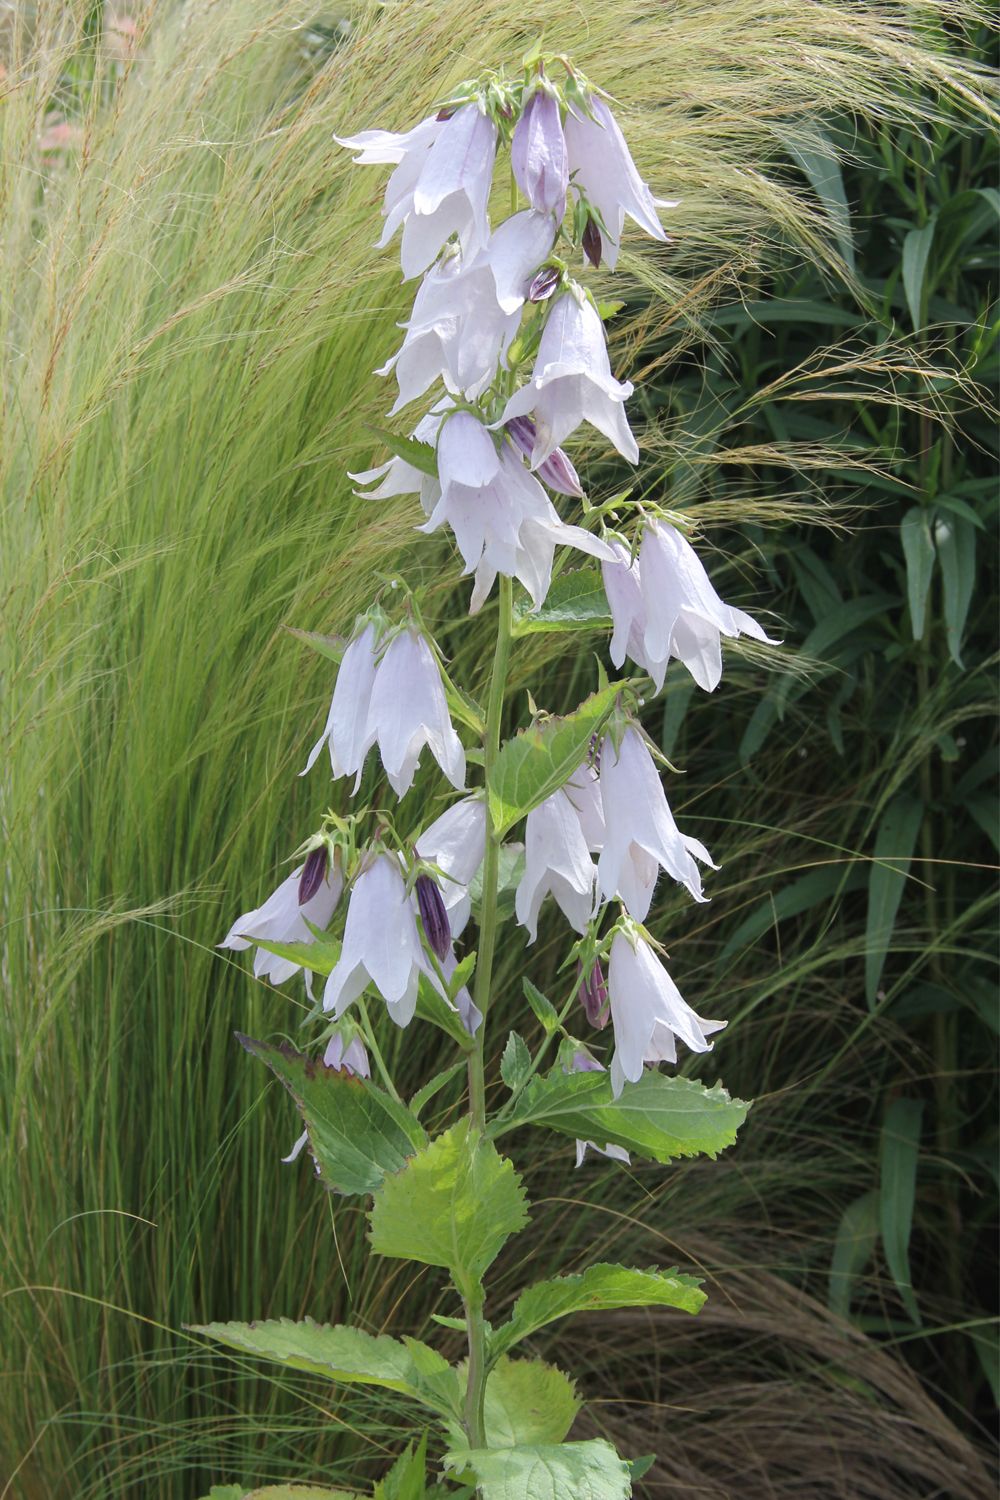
[505,415,583,498]
[567,1050,630,1165]
[515,785,598,941]
[577,958,609,1028]
[564,94,678,270]
[597,726,716,919]
[282,1028,371,1164]
[301,620,380,785]
[220,863,342,985]
[367,630,466,798]
[486,210,559,313]
[414,795,487,939]
[425,411,614,613]
[323,854,439,1027]
[607,929,724,1097]
[500,288,638,466]
[512,86,568,220]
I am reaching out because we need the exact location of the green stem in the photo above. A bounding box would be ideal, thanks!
[463,1288,488,1448]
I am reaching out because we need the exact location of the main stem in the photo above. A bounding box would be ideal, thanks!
[463,573,514,1450]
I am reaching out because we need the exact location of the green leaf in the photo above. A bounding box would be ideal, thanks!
[864,796,924,1006]
[828,1189,879,1321]
[489,683,621,835]
[626,1456,655,1482]
[368,1120,530,1299]
[366,425,438,477]
[902,219,936,330]
[410,1060,466,1120]
[199,1488,246,1500]
[500,1033,532,1091]
[446,1358,580,1448]
[186,1317,461,1418]
[935,513,976,668]
[374,1435,428,1500]
[286,627,345,664]
[718,865,867,964]
[900,509,936,639]
[511,568,612,637]
[785,127,855,272]
[245,1488,360,1499]
[490,1263,705,1359]
[493,1068,749,1164]
[522,978,559,1034]
[879,1098,923,1326]
[444,1440,631,1500]
[247,935,341,976]
[238,1035,426,1196]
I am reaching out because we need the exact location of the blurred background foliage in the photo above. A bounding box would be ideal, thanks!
[0,2,995,1497]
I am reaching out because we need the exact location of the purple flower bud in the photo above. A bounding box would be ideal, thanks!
[577,958,610,1028]
[298,845,329,906]
[436,106,456,122]
[416,873,452,961]
[582,216,603,269]
[528,265,561,303]
[505,415,584,499]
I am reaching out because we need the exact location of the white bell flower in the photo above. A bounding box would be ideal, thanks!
[511,86,569,220]
[368,629,465,797]
[607,928,724,1098]
[282,1028,371,1164]
[414,795,487,939]
[220,863,342,985]
[563,94,678,270]
[597,725,716,918]
[323,853,435,1027]
[515,785,598,941]
[301,620,380,784]
[499,288,639,466]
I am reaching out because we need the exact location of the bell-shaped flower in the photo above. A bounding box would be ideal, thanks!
[282,1027,371,1163]
[323,853,432,1027]
[220,861,342,985]
[636,520,776,692]
[515,784,598,941]
[500,288,638,466]
[414,795,487,939]
[607,928,724,1097]
[597,725,716,918]
[301,619,381,784]
[512,86,568,220]
[368,629,466,797]
[563,95,678,270]
[566,1050,630,1166]
[426,411,614,613]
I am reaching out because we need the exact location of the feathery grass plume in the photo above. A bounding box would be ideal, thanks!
[0,1,994,1496]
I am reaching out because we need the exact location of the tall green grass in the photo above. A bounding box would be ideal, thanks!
[0,3,994,1496]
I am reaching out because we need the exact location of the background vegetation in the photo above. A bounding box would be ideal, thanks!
[0,2,995,1497]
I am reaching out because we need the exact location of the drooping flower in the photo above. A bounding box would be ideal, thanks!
[367,629,466,797]
[220,861,342,986]
[499,287,638,466]
[337,104,497,279]
[301,619,380,784]
[563,94,678,270]
[512,85,568,220]
[566,1050,630,1166]
[414,795,487,939]
[515,784,598,941]
[323,853,436,1027]
[283,1027,371,1164]
[597,725,716,918]
[607,928,724,1097]
[425,411,614,613]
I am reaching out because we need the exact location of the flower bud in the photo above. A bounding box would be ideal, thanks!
[578,958,610,1028]
[298,845,329,906]
[582,216,603,269]
[416,873,452,961]
[504,415,583,499]
[528,265,560,302]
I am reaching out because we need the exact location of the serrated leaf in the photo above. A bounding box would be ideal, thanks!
[489,683,621,835]
[445,1358,580,1448]
[444,1440,631,1500]
[522,978,559,1034]
[511,569,612,636]
[492,1068,749,1163]
[500,1033,532,1091]
[865,796,924,1006]
[935,513,976,668]
[373,1434,427,1500]
[187,1317,461,1418]
[367,425,438,477]
[902,220,936,330]
[900,510,936,640]
[879,1098,923,1326]
[369,1120,530,1299]
[490,1263,705,1358]
[238,1035,425,1196]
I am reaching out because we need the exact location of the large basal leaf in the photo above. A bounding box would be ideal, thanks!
[368,1120,529,1300]
[238,1035,426,1196]
[186,1317,461,1418]
[488,682,621,835]
[492,1068,749,1163]
[490,1263,705,1359]
[445,1358,580,1449]
[511,568,612,637]
[444,1439,631,1500]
